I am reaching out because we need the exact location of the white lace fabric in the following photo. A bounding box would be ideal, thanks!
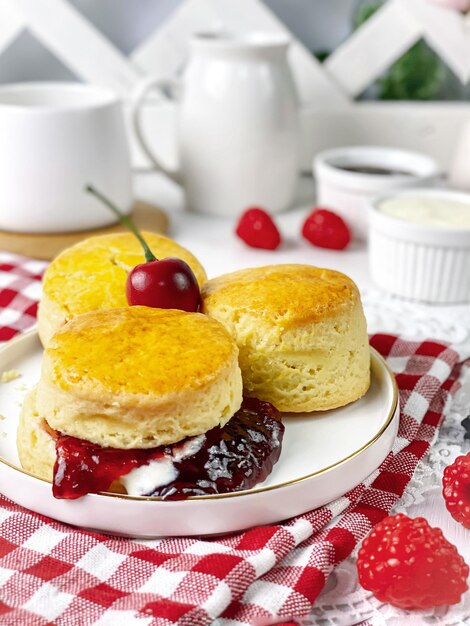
[303,289,470,626]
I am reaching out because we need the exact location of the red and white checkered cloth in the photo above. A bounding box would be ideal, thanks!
[0,252,466,626]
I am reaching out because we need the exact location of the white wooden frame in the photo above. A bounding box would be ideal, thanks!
[1,0,470,170]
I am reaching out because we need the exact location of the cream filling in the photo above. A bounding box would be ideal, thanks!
[379,196,470,229]
[120,434,206,496]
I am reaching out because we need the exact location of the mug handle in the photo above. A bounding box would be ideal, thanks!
[131,75,182,185]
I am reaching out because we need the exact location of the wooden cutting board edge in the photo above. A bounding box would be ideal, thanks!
[0,200,169,261]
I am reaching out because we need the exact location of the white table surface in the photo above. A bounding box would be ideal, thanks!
[134,172,373,288]
[133,172,470,625]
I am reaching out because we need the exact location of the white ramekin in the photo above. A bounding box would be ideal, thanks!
[313,146,441,240]
[369,188,470,304]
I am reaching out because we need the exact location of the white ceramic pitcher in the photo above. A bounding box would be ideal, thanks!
[132,34,300,216]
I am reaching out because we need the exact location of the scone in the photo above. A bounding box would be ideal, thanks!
[38,232,207,346]
[18,306,283,499]
[201,264,370,412]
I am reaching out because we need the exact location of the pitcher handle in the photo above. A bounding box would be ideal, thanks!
[131,75,182,185]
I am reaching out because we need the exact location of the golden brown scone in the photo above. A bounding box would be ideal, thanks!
[17,388,124,494]
[17,387,55,482]
[38,232,207,346]
[201,264,370,412]
[29,307,242,451]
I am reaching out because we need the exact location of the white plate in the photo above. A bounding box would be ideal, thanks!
[0,331,399,537]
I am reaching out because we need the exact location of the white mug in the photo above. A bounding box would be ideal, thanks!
[0,82,133,233]
[132,34,300,216]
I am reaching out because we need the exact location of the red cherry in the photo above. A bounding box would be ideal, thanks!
[236,207,281,250]
[126,258,200,311]
[302,208,351,250]
[86,185,200,312]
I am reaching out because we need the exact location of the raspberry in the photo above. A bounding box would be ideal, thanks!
[235,207,281,250]
[301,208,351,250]
[443,452,470,528]
[357,514,468,609]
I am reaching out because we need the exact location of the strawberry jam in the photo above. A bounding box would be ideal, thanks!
[52,397,284,500]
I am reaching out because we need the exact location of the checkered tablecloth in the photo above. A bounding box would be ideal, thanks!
[0,252,466,626]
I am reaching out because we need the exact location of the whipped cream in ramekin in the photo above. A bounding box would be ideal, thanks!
[369,189,470,303]
[379,195,470,229]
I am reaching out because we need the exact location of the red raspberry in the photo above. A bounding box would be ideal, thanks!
[357,514,468,609]
[302,208,351,250]
[443,452,470,528]
[235,208,281,250]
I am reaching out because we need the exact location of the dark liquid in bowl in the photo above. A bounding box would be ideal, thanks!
[335,164,415,177]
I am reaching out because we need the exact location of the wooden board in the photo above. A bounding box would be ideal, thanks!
[0,200,169,261]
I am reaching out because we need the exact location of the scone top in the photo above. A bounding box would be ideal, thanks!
[201,264,361,328]
[36,307,242,449]
[45,307,234,395]
[201,264,370,413]
[38,232,207,346]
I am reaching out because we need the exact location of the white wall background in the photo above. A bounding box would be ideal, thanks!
[0,0,358,84]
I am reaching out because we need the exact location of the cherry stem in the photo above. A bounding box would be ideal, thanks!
[85,184,157,263]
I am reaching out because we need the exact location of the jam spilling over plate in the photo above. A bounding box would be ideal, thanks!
[52,397,284,500]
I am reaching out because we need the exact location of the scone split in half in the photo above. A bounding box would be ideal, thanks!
[18,307,284,499]
[202,264,371,413]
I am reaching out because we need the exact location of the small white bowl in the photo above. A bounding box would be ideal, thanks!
[313,146,441,240]
[369,188,470,304]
